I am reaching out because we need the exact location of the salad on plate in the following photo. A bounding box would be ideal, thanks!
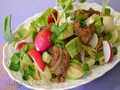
[3,0,120,89]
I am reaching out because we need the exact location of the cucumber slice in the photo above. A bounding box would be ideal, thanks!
[42,52,52,64]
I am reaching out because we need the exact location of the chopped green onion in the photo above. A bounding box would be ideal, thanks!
[9,53,20,71]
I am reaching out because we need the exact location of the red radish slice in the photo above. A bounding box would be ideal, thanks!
[35,28,52,52]
[15,40,26,51]
[48,9,58,24]
[28,48,45,71]
[48,15,55,24]
[103,41,113,63]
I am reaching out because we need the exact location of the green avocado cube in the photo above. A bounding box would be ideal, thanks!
[65,37,81,58]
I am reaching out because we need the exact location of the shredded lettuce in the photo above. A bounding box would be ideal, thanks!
[82,45,96,58]
[31,8,54,30]
[57,0,73,18]
[51,23,68,47]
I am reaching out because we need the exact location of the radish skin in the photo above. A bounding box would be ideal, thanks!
[35,29,52,52]
[28,48,46,71]
[103,41,113,63]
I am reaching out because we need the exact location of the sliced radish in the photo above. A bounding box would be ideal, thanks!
[35,28,52,52]
[48,9,58,24]
[15,40,26,51]
[28,48,45,71]
[103,41,113,63]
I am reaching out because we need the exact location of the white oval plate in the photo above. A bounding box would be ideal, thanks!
[3,2,120,90]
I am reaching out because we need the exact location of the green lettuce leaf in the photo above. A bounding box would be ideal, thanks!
[22,65,35,80]
[9,53,20,71]
[31,8,54,30]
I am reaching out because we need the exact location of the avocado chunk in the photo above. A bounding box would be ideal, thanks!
[65,37,81,58]
[66,63,83,80]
